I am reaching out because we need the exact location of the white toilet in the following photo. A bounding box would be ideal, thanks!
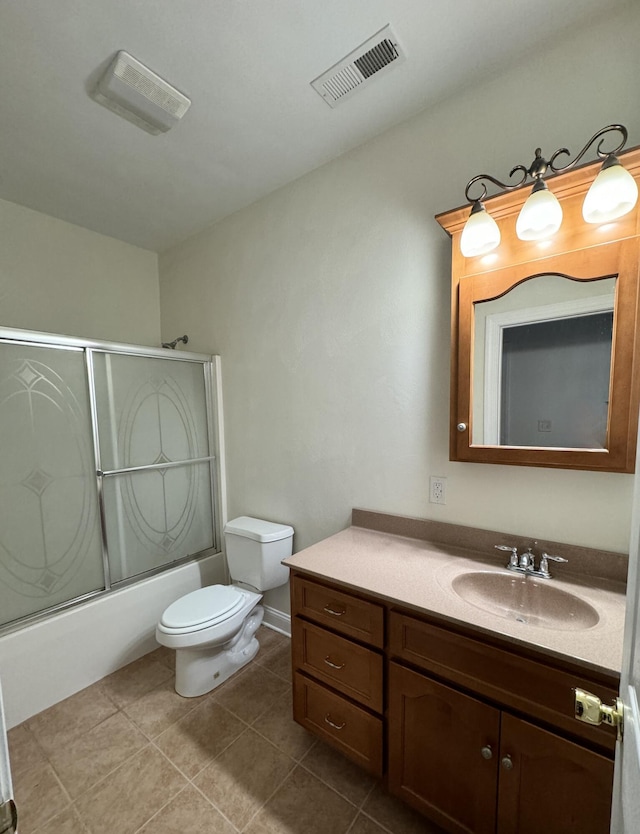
[156,516,293,697]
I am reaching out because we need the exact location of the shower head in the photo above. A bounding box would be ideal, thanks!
[162,334,189,350]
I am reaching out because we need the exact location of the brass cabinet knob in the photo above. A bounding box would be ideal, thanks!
[480,745,493,760]
[501,754,514,770]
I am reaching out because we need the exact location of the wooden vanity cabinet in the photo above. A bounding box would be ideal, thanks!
[388,610,615,834]
[291,573,385,775]
[290,572,617,833]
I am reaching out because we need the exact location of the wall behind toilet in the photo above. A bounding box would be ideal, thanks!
[159,5,640,618]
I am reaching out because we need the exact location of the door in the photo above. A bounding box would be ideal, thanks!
[498,713,613,834]
[388,662,500,834]
[0,677,17,834]
[610,438,640,833]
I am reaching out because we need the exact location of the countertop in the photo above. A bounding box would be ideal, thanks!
[283,525,626,679]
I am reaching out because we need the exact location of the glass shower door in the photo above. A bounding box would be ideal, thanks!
[0,676,16,834]
[0,343,104,627]
[92,352,216,584]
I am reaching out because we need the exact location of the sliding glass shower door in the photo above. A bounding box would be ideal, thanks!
[0,330,220,631]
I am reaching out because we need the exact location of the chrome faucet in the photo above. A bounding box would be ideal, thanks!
[495,545,568,579]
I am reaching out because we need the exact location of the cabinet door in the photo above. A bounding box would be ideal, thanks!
[388,662,500,834]
[497,713,614,834]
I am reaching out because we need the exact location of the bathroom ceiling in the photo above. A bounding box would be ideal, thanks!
[0,0,631,252]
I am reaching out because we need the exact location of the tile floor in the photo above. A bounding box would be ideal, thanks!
[8,626,441,834]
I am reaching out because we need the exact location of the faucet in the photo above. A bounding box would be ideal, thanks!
[495,545,568,579]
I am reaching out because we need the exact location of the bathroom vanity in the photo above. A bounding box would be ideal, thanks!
[285,511,626,834]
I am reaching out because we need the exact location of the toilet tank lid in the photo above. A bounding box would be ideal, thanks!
[224,516,294,542]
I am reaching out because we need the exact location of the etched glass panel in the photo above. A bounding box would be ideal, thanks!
[103,462,214,583]
[93,354,210,470]
[0,344,104,626]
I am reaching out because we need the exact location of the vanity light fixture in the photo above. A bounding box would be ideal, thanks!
[460,124,637,256]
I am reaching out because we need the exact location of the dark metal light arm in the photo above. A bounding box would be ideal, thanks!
[464,124,630,204]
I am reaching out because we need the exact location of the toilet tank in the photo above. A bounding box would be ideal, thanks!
[224,516,293,592]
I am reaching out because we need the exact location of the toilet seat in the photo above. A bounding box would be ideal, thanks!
[159,585,245,634]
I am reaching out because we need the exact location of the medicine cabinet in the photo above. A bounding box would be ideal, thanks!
[436,147,640,471]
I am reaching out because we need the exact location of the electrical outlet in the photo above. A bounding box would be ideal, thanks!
[429,476,447,505]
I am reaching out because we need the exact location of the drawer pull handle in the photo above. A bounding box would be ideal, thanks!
[324,656,345,670]
[480,745,493,760]
[324,714,346,730]
[323,604,346,617]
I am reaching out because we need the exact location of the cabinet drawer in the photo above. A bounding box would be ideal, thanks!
[291,574,384,648]
[389,610,618,754]
[293,618,384,712]
[293,672,383,776]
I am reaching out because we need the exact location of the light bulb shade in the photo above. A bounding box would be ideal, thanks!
[582,158,638,224]
[516,185,563,241]
[460,203,501,257]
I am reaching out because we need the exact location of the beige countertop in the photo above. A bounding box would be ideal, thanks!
[283,525,626,679]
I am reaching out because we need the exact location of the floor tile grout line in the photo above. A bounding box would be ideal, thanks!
[295,755,375,811]
[150,722,252,784]
[188,778,244,833]
[238,757,301,833]
[129,781,194,834]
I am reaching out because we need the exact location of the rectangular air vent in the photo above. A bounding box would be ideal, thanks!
[311,25,405,108]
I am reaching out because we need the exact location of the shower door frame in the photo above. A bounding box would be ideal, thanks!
[0,325,226,634]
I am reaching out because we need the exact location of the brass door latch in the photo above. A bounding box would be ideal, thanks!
[574,688,624,741]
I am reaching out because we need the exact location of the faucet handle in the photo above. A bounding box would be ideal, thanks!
[495,544,518,567]
[540,552,568,575]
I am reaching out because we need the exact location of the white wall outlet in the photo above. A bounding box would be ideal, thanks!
[429,476,447,505]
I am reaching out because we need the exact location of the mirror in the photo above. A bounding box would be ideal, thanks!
[472,274,615,449]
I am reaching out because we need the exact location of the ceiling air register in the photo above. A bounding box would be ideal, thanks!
[311,25,405,107]
[92,51,191,134]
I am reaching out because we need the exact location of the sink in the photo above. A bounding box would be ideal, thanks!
[451,571,599,631]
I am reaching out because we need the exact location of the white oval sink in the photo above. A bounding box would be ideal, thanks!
[451,571,599,631]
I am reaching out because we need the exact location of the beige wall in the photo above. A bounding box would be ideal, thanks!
[0,197,160,345]
[159,6,640,614]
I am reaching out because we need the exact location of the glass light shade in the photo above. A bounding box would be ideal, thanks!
[460,204,501,257]
[583,160,638,224]
[516,186,563,241]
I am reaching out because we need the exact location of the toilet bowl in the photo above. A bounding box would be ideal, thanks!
[156,516,293,697]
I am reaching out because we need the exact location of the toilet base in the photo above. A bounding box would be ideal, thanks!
[174,605,264,697]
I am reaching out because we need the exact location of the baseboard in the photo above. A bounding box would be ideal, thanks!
[261,604,291,637]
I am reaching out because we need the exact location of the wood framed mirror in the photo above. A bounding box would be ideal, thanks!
[436,147,640,472]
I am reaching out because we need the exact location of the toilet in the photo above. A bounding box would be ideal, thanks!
[156,516,293,697]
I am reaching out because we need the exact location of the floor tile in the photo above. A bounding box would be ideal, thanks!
[75,745,187,834]
[213,664,288,724]
[301,740,375,806]
[348,813,390,834]
[48,711,148,798]
[362,785,443,834]
[7,722,45,779]
[194,728,294,830]
[33,805,88,834]
[12,760,70,833]
[100,652,173,709]
[123,678,206,738]
[154,698,246,779]
[27,682,118,755]
[244,764,358,834]
[147,645,176,671]
[255,625,288,656]
[137,785,236,834]
[258,641,292,683]
[252,690,315,760]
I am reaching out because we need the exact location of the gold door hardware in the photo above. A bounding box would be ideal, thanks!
[0,799,17,834]
[574,688,624,741]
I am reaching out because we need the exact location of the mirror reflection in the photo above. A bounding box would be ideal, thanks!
[472,274,616,449]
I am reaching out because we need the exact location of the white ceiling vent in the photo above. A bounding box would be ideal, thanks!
[311,25,405,108]
[92,51,191,135]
